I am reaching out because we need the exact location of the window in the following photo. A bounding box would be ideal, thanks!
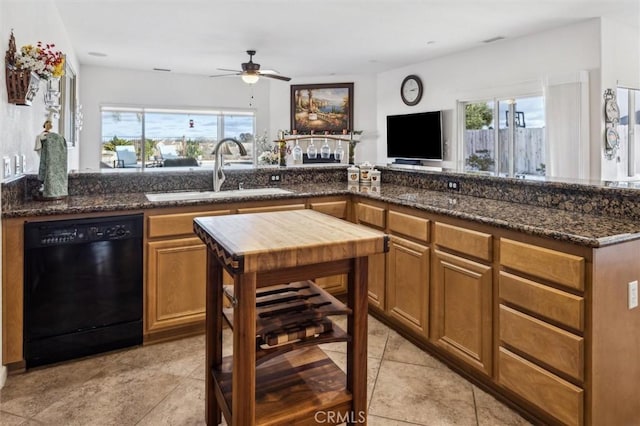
[617,87,640,177]
[100,107,255,169]
[462,95,545,178]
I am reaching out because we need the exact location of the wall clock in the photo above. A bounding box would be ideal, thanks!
[401,75,423,106]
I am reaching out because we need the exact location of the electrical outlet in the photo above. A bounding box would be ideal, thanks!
[3,156,11,178]
[447,180,460,191]
[269,173,282,183]
[629,280,638,309]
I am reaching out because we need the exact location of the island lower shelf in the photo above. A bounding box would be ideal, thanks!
[212,346,352,426]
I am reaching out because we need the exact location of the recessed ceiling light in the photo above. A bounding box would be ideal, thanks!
[88,51,108,57]
[426,40,436,45]
[482,36,505,44]
[153,68,171,72]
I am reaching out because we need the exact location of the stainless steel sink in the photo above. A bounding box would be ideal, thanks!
[145,187,292,202]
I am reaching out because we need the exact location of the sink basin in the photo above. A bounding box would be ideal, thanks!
[146,187,292,202]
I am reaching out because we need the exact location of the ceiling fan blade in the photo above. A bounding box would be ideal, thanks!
[259,69,280,75]
[209,73,241,78]
[260,73,291,82]
[217,68,242,73]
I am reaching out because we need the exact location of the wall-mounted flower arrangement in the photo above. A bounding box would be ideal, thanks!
[5,30,65,106]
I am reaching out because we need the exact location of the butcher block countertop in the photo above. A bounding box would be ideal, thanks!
[194,209,388,273]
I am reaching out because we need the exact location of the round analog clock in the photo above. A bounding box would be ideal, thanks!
[401,75,423,106]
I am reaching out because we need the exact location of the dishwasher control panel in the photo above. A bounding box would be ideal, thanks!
[25,215,143,248]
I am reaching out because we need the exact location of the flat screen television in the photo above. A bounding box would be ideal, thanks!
[386,111,443,161]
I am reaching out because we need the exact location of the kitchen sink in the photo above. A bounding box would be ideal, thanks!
[145,187,293,202]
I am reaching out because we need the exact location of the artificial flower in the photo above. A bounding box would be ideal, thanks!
[15,41,65,79]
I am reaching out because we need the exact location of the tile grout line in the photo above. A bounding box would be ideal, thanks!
[366,326,389,415]
[472,384,480,426]
[133,375,185,425]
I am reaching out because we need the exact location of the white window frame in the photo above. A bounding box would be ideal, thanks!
[459,91,545,177]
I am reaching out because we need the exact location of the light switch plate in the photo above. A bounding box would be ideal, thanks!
[2,156,11,178]
[14,155,22,175]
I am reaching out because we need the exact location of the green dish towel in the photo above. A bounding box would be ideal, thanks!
[38,132,68,198]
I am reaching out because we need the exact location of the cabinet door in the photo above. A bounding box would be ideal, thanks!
[355,200,387,310]
[311,200,349,293]
[147,237,206,332]
[432,250,492,376]
[367,252,387,310]
[386,236,429,335]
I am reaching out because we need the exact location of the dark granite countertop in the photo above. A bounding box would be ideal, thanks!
[4,182,640,248]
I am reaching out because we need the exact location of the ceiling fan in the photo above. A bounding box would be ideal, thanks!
[211,50,291,84]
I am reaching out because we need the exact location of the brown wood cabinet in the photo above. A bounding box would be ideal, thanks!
[4,191,640,425]
[498,238,586,425]
[147,237,207,332]
[145,209,231,341]
[354,200,387,310]
[431,249,492,376]
[387,235,430,335]
[310,199,349,294]
[2,217,24,365]
[430,222,493,376]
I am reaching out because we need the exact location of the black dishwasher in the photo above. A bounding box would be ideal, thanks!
[24,214,143,368]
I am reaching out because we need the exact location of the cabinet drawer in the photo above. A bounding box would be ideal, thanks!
[148,210,231,238]
[310,200,348,219]
[500,271,584,331]
[434,222,492,261]
[237,204,305,214]
[388,210,429,243]
[500,239,584,291]
[500,305,584,381]
[356,203,386,229]
[499,348,583,426]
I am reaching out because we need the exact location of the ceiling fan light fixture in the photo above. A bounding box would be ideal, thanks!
[241,73,260,84]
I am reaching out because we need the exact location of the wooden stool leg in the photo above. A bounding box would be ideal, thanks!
[206,253,223,425]
[347,256,369,425]
[232,272,257,426]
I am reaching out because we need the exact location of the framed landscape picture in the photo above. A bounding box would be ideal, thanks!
[290,83,353,134]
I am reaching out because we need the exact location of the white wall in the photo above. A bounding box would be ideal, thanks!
[600,15,640,180]
[376,19,602,176]
[0,0,80,177]
[79,66,271,170]
[0,0,79,387]
[268,74,378,164]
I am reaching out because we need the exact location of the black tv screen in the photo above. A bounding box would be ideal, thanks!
[386,111,443,160]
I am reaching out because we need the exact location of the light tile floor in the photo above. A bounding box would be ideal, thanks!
[0,316,531,425]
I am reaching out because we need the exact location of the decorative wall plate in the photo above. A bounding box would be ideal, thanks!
[606,127,620,149]
[605,98,620,123]
[603,88,620,124]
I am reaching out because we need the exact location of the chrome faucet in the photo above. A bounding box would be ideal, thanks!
[212,138,247,192]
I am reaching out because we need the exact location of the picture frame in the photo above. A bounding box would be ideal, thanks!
[290,83,353,134]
